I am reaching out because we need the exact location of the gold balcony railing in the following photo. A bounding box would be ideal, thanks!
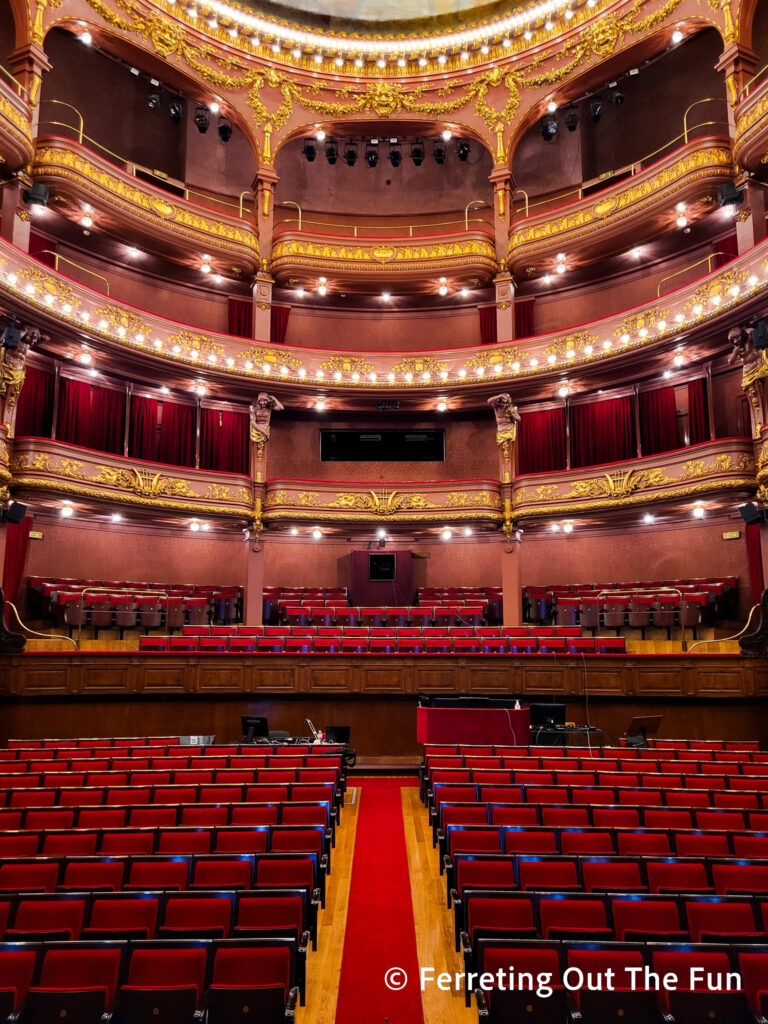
[656,253,733,297]
[37,251,110,295]
[0,64,30,102]
[273,203,492,238]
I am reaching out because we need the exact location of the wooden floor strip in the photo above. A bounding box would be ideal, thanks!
[299,787,360,1024]
[403,785,476,1024]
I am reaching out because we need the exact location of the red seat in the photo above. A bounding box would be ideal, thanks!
[126,859,189,891]
[647,860,712,894]
[0,948,37,1016]
[686,899,763,942]
[83,895,159,939]
[713,863,768,895]
[0,862,59,893]
[24,947,122,1021]
[7,897,86,940]
[118,946,207,1021]
[206,946,292,1024]
[652,950,750,1024]
[192,858,253,889]
[582,859,645,893]
[159,896,232,938]
[539,897,611,939]
[612,897,685,941]
[518,859,578,890]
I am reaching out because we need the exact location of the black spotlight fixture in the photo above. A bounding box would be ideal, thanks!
[718,181,744,210]
[1,317,21,350]
[0,501,27,524]
[365,139,379,168]
[432,139,447,164]
[564,105,579,132]
[739,502,768,525]
[388,139,402,167]
[194,105,210,133]
[456,138,471,161]
[147,90,161,110]
[753,318,768,350]
[540,114,559,140]
[325,137,339,164]
[217,117,233,143]
[589,99,603,123]
[608,87,624,105]
[303,137,317,162]
[23,182,49,208]
[343,140,358,166]
[169,100,184,123]
[411,140,425,166]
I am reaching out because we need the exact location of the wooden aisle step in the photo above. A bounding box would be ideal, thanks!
[402,785,475,1024]
[298,787,360,1024]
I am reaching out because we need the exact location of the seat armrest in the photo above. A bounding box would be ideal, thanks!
[285,986,299,1022]
[476,989,489,1018]
[300,929,310,954]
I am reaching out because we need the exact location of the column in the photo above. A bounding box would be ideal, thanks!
[489,166,514,342]
[735,181,767,253]
[494,273,515,342]
[244,540,265,624]
[0,182,31,251]
[252,274,273,342]
[501,537,523,625]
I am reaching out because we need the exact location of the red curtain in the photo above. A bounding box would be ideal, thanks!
[746,523,765,606]
[688,378,709,445]
[228,298,253,339]
[15,365,55,438]
[2,516,31,620]
[713,234,738,269]
[90,384,125,455]
[518,408,567,474]
[270,305,290,345]
[157,400,196,468]
[479,306,497,345]
[200,408,248,474]
[514,299,535,339]
[29,232,56,268]
[639,386,679,456]
[571,396,636,468]
[129,395,159,461]
[56,378,91,448]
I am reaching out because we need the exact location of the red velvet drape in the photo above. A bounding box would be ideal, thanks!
[15,365,55,438]
[518,408,567,474]
[746,523,765,606]
[514,299,535,339]
[270,305,290,345]
[478,306,497,345]
[639,386,678,455]
[56,379,125,454]
[571,396,636,468]
[55,378,90,447]
[200,408,248,474]
[2,516,31,620]
[688,378,709,445]
[157,400,196,468]
[228,298,253,339]
[713,234,738,269]
[129,395,159,461]
[29,232,56,268]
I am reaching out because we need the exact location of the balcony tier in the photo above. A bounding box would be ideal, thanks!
[734,76,768,174]
[0,79,33,172]
[32,136,261,276]
[508,136,735,277]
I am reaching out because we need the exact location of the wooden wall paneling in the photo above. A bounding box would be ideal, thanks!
[14,658,78,696]
[136,660,191,693]
[693,664,755,697]
[244,661,301,693]
[359,660,415,694]
[519,663,572,695]
[633,664,691,697]
[305,659,355,693]
[575,663,628,697]
[79,659,136,694]
[195,663,245,693]
[413,662,466,693]
[466,663,517,693]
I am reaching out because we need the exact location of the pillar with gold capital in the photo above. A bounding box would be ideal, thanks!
[245,393,284,622]
[487,394,522,623]
[252,274,274,342]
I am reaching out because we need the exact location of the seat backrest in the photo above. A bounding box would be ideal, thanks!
[212,946,291,995]
[127,947,207,998]
[39,947,122,1003]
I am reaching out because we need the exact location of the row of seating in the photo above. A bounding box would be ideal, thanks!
[464,940,766,1023]
[138,634,628,654]
[5,739,343,753]
[0,937,301,1022]
[275,604,488,626]
[183,624,586,637]
[548,593,717,638]
[61,595,234,637]
[0,756,343,771]
[0,784,338,810]
[430,784,768,811]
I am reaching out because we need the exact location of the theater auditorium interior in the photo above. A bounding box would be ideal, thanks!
[2,0,768,1019]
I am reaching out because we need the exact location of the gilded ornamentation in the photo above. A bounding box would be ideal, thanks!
[463,347,522,371]
[327,490,436,515]
[683,268,750,313]
[94,306,150,337]
[319,355,375,375]
[206,483,251,502]
[613,308,670,339]
[250,393,283,444]
[17,268,80,309]
[544,331,598,358]
[390,356,447,376]
[445,491,501,508]
[237,347,304,371]
[167,330,225,357]
[271,236,497,276]
[92,466,196,499]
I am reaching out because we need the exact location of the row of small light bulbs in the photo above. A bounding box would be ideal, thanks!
[165,0,592,63]
[303,278,459,302]
[643,502,707,524]
[59,501,213,531]
[288,525,475,540]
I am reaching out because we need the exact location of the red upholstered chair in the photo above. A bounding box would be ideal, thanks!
[652,594,679,639]
[164,597,186,633]
[185,596,210,627]
[384,607,409,626]
[680,593,706,639]
[360,607,384,626]
[578,598,600,635]
[628,595,654,638]
[23,946,122,1022]
[555,597,579,626]
[137,597,163,631]
[89,598,114,637]
[115,945,207,1022]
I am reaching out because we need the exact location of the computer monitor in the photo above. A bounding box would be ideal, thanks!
[528,703,567,729]
[325,725,350,744]
[241,716,269,742]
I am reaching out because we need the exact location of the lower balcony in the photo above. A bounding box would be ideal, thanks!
[0,75,33,173]
[263,479,503,527]
[734,73,768,174]
[10,438,254,523]
[511,438,757,521]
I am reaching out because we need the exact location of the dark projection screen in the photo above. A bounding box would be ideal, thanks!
[320,429,444,461]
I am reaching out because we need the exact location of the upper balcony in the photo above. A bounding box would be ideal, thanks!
[0,67,33,172]
[31,134,261,277]
[270,204,498,293]
[734,67,768,173]
[508,134,734,278]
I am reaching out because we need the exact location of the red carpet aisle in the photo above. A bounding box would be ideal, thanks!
[335,778,425,1024]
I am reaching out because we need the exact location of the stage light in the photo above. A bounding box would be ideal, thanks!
[388,140,402,167]
[433,140,447,164]
[673,353,685,367]
[312,527,322,539]
[437,399,447,412]
[23,182,49,208]
[608,87,624,105]
[209,101,220,113]
[643,513,655,524]
[194,106,210,133]
[541,114,558,140]
[148,90,161,110]
[60,504,74,518]
[589,99,602,122]
[325,137,339,164]
[217,117,233,143]
[315,399,326,410]
[81,31,92,44]
[303,138,317,162]
[169,100,184,123]
[411,140,425,165]
[315,129,326,142]
[692,503,705,518]
[718,181,743,212]
[676,214,688,228]
[441,528,452,541]
[365,140,379,168]
[79,351,92,364]
[438,283,448,296]
[562,522,573,533]
[343,140,358,166]
[111,513,122,523]
[377,528,387,540]
[550,523,560,532]
[381,292,390,302]
[456,138,470,161]
[564,105,579,132]
[160,385,170,394]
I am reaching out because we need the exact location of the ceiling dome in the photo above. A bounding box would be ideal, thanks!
[244,0,515,33]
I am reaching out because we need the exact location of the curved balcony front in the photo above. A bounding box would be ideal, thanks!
[10,437,254,523]
[32,136,261,277]
[0,74,33,172]
[263,478,502,526]
[511,438,757,522]
[734,72,768,173]
[270,228,498,293]
[508,136,734,277]
[2,233,768,397]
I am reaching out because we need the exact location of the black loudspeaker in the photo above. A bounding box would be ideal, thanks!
[718,181,743,208]
[739,502,767,525]
[1,319,21,350]
[753,319,768,350]
[0,502,27,524]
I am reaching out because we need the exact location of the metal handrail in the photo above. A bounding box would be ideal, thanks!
[738,62,768,102]
[683,99,728,143]
[597,586,688,650]
[512,188,529,217]
[0,64,30,102]
[274,205,491,237]
[37,251,110,295]
[36,110,249,218]
[656,253,732,297]
[6,600,78,650]
[239,190,256,218]
[465,199,491,229]
[514,119,730,220]
[687,601,759,653]
[77,586,169,647]
[279,200,302,231]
